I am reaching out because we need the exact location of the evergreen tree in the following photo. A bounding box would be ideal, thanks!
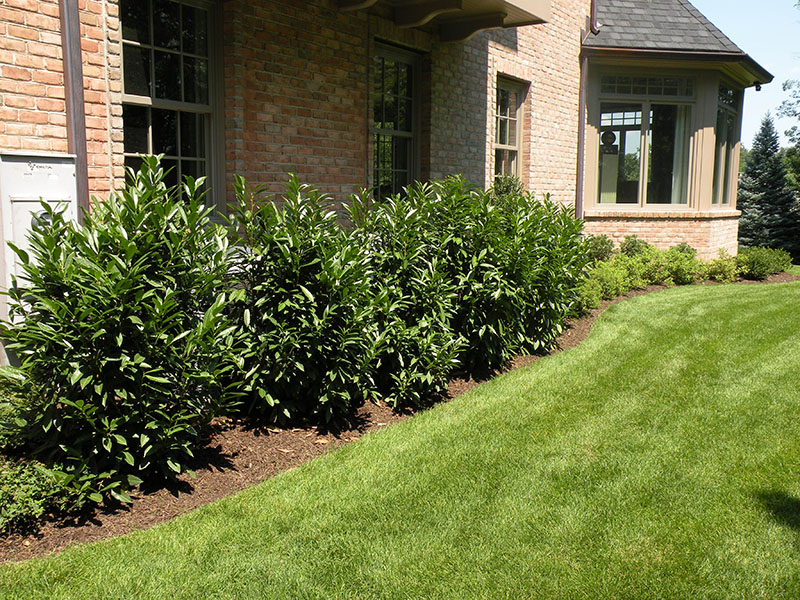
[737,115,800,258]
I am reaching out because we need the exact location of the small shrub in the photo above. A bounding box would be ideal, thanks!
[670,242,697,258]
[1,157,237,504]
[737,247,793,280]
[226,176,379,423]
[0,456,71,534]
[611,245,669,289]
[584,234,615,264]
[664,245,703,285]
[706,250,738,283]
[573,276,603,314]
[619,234,653,257]
[590,261,629,300]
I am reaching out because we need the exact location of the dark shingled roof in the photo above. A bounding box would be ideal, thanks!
[584,0,744,54]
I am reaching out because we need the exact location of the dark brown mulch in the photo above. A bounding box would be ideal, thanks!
[2,272,798,564]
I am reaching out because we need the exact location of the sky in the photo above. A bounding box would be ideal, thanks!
[689,0,800,148]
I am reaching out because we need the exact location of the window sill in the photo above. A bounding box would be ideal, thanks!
[583,208,741,219]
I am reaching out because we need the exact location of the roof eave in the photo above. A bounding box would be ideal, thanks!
[581,46,774,88]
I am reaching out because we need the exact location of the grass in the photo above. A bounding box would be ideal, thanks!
[788,264,800,275]
[3,282,800,598]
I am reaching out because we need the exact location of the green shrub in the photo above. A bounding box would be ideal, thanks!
[706,250,738,283]
[1,157,237,504]
[573,276,603,314]
[348,191,463,409]
[0,456,71,533]
[583,234,615,264]
[737,247,793,280]
[225,176,378,423]
[619,234,654,257]
[664,245,704,285]
[590,261,629,300]
[424,178,586,372]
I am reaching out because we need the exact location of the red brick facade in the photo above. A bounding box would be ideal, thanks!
[2,0,591,203]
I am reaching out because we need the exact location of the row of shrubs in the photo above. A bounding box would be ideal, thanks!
[575,234,793,313]
[0,159,588,512]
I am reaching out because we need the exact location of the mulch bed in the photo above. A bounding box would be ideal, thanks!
[2,272,798,564]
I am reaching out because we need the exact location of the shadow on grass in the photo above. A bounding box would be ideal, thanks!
[756,490,800,532]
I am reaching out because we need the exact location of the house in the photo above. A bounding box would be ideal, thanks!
[0,0,771,271]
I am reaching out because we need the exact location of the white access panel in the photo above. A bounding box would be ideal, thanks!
[0,154,78,364]
[0,153,78,291]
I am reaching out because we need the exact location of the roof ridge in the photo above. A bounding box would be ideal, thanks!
[675,0,744,53]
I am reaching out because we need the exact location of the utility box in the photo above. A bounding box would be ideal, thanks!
[0,153,79,363]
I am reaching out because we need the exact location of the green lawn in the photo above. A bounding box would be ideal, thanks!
[3,282,800,599]
[788,264,800,275]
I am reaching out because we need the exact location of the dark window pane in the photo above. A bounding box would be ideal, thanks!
[398,99,412,132]
[123,44,151,96]
[398,63,410,98]
[123,105,149,154]
[497,118,508,145]
[153,1,180,50]
[121,0,150,43]
[384,59,397,96]
[181,159,205,180]
[393,137,409,171]
[182,5,208,56]
[152,108,178,156]
[154,50,181,100]
[393,171,409,194]
[161,158,179,189]
[180,111,206,157]
[183,57,209,104]
[383,96,397,131]
[498,88,510,117]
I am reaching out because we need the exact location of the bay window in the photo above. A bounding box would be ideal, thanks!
[597,75,694,206]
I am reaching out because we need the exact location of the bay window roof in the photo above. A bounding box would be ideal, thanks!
[583,0,773,88]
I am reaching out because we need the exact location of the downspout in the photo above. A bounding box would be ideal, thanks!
[575,0,600,220]
[59,0,90,220]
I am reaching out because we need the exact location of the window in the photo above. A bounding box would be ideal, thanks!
[494,79,524,177]
[712,84,740,205]
[597,75,693,206]
[121,0,215,194]
[372,45,419,199]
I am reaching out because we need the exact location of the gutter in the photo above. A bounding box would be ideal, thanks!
[575,1,600,220]
[59,0,90,219]
[580,46,774,88]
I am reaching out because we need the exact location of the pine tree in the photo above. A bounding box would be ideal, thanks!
[737,115,800,258]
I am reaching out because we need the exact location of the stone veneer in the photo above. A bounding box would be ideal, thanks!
[583,209,741,260]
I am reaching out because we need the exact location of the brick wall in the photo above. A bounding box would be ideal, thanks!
[427,0,590,204]
[0,0,122,199]
[223,0,370,201]
[583,210,741,260]
[0,0,68,154]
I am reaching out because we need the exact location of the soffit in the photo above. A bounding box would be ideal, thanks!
[336,0,551,42]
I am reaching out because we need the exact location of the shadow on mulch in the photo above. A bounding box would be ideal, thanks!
[1,273,797,563]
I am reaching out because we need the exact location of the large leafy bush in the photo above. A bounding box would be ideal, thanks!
[225,176,378,423]
[394,178,587,373]
[736,246,793,280]
[348,189,463,409]
[1,158,236,502]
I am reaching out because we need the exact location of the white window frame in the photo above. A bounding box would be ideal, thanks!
[494,77,525,178]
